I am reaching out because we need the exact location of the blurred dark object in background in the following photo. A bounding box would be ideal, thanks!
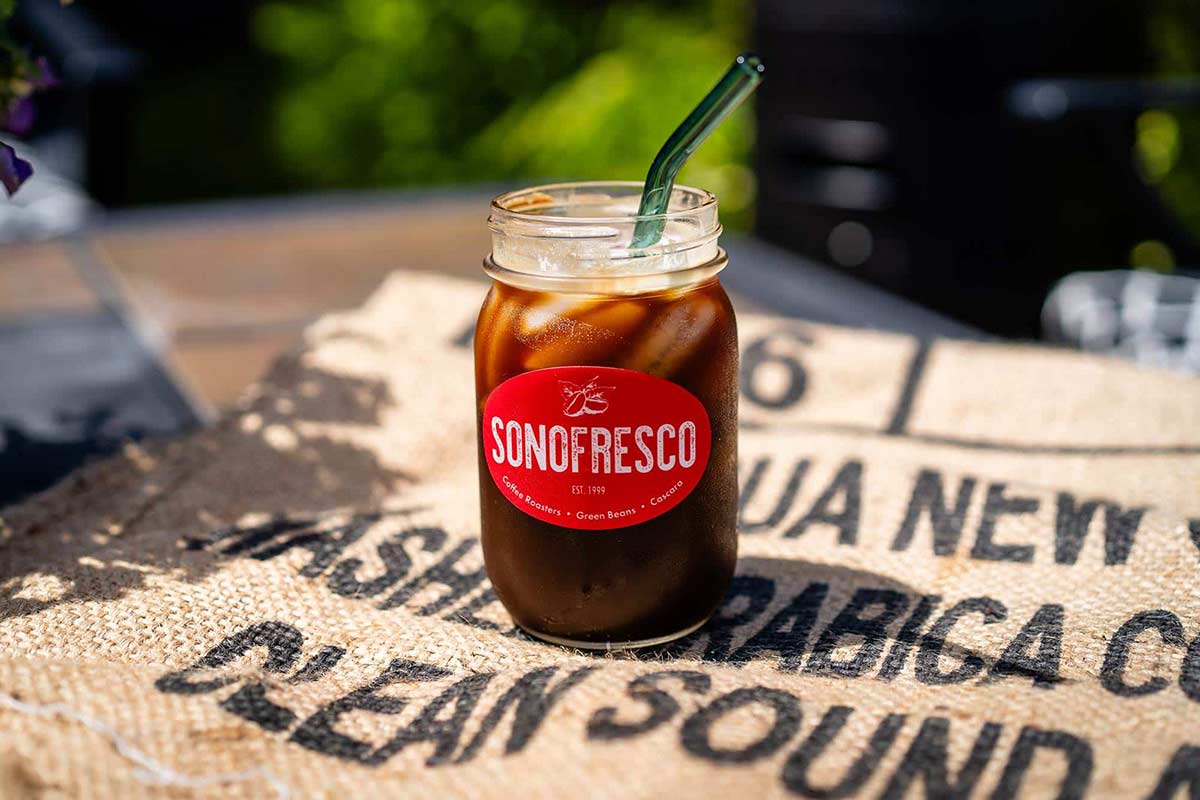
[10,0,144,206]
[8,1,759,214]
[12,0,294,206]
[1043,269,1200,373]
[754,0,1200,338]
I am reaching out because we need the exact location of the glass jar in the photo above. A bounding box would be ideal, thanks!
[475,181,738,649]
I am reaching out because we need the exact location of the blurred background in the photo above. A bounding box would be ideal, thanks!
[2,0,1199,502]
[6,0,1200,327]
[7,0,760,221]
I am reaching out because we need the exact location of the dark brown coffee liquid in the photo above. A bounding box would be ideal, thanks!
[475,278,738,646]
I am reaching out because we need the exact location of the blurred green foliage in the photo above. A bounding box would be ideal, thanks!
[253,0,756,225]
[1141,0,1200,257]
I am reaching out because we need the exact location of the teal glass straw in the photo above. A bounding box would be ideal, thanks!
[631,52,765,249]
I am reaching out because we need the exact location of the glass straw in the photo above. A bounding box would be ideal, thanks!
[631,52,765,249]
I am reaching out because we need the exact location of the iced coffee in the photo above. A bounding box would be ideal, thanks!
[475,182,737,649]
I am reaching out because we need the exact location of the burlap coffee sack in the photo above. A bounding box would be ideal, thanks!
[2,271,1198,799]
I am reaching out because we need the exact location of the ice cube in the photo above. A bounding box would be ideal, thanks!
[523,301,649,370]
[618,295,718,377]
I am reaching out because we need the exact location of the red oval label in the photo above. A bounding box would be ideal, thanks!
[482,366,712,531]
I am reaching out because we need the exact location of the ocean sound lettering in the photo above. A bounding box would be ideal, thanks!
[488,419,698,475]
[153,621,1200,798]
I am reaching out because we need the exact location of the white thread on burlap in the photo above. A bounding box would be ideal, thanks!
[0,693,290,798]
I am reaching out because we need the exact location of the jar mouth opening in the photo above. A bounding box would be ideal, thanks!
[490,181,718,226]
[487,181,723,290]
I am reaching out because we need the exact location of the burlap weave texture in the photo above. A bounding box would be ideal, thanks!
[2,272,1199,799]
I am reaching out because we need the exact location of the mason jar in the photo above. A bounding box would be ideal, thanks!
[474,181,738,649]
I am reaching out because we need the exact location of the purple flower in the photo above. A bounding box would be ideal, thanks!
[31,57,59,90]
[3,97,35,136]
[0,141,33,195]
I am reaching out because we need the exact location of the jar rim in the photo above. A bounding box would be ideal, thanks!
[486,181,723,292]
[490,180,718,226]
